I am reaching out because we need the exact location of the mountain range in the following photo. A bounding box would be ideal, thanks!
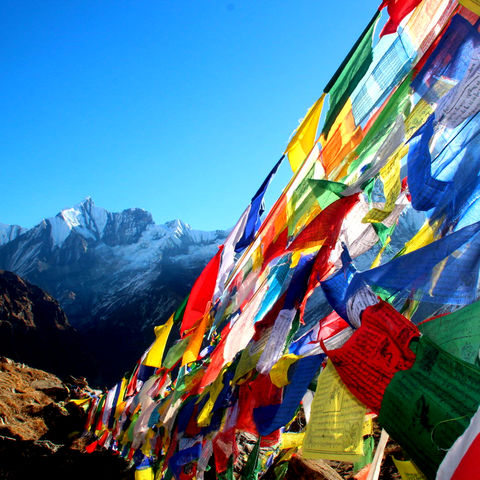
[0,198,227,384]
[0,196,425,385]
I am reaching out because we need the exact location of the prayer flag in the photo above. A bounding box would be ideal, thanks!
[285,95,325,172]
[322,13,378,137]
[379,0,423,37]
[303,360,366,462]
[144,314,174,368]
[180,245,224,337]
[235,156,284,253]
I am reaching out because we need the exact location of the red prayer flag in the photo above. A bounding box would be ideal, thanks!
[261,227,289,270]
[317,311,350,342]
[236,374,282,445]
[85,439,99,454]
[451,433,480,479]
[199,323,232,390]
[379,0,423,37]
[181,245,224,337]
[288,194,359,252]
[325,300,419,413]
[213,428,237,473]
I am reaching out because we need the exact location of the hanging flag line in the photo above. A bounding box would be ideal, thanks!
[80,3,480,480]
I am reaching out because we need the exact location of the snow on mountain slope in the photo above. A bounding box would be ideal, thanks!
[0,223,25,246]
[0,198,228,383]
[0,197,225,278]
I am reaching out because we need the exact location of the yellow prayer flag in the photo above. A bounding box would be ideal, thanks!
[233,345,262,383]
[404,76,453,140]
[429,256,449,297]
[197,368,227,427]
[403,219,440,254]
[144,314,174,367]
[270,354,301,388]
[362,415,374,436]
[281,432,305,450]
[252,244,263,272]
[362,144,408,224]
[370,239,390,269]
[285,94,325,172]
[302,361,366,462]
[141,430,156,457]
[184,365,204,392]
[113,378,127,420]
[392,457,427,480]
[69,397,91,408]
[320,99,363,180]
[135,466,154,480]
[459,0,480,15]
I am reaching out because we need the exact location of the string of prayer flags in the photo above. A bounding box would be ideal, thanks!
[83,2,480,479]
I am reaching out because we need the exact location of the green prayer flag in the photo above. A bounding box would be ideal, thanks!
[419,300,480,366]
[353,436,375,473]
[218,454,235,480]
[372,222,395,246]
[363,177,376,203]
[285,311,301,351]
[162,468,173,480]
[288,165,319,236]
[378,336,480,479]
[322,12,379,138]
[163,337,190,369]
[287,164,347,236]
[241,437,261,480]
[273,461,289,479]
[91,394,106,431]
[173,296,189,325]
[310,179,347,209]
[353,72,413,163]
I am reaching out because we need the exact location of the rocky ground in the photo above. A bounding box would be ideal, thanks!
[0,356,134,480]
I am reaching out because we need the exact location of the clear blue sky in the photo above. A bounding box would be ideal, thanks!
[1,0,381,231]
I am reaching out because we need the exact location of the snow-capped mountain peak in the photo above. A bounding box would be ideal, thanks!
[47,197,108,246]
[39,197,156,248]
[0,199,229,383]
[0,198,227,311]
[165,218,190,236]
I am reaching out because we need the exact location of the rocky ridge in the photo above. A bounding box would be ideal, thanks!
[0,357,134,480]
[0,270,94,379]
